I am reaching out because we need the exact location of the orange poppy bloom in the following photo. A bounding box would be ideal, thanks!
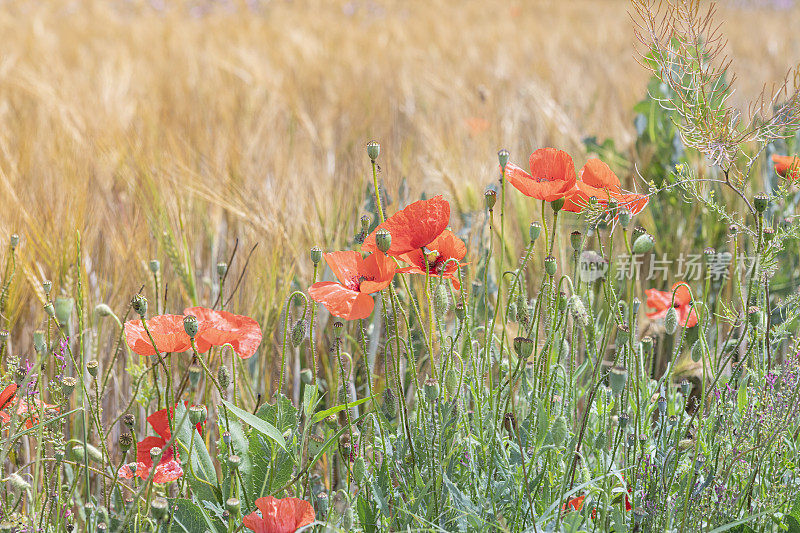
[361,196,450,257]
[645,282,698,328]
[397,229,467,290]
[772,154,800,180]
[563,159,649,215]
[184,307,262,359]
[124,314,211,356]
[117,405,201,483]
[309,251,395,320]
[505,148,577,202]
[563,494,585,512]
[243,496,315,533]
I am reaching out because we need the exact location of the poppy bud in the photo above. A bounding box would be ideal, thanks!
[664,307,678,334]
[550,416,568,446]
[691,340,702,362]
[149,446,162,464]
[544,256,557,276]
[753,192,769,213]
[375,228,392,253]
[44,302,55,318]
[119,433,133,453]
[529,222,542,243]
[227,455,241,471]
[353,456,367,484]
[311,246,323,266]
[568,231,582,252]
[381,387,397,421]
[183,315,199,338]
[680,379,691,397]
[131,294,147,317]
[444,368,459,398]
[54,297,73,325]
[618,413,629,429]
[632,225,646,242]
[764,226,775,242]
[616,325,630,346]
[484,188,497,210]
[338,434,352,462]
[9,234,18,249]
[315,492,330,517]
[189,405,207,425]
[454,302,466,321]
[366,140,380,161]
[217,365,231,389]
[609,366,627,396]
[95,304,113,318]
[507,301,517,321]
[123,413,135,429]
[291,320,306,347]
[747,306,761,328]
[498,149,510,169]
[423,377,440,401]
[657,396,667,416]
[42,279,52,295]
[188,364,202,388]
[434,284,450,317]
[148,259,160,274]
[360,215,371,234]
[513,337,534,359]
[551,197,565,213]
[569,295,590,329]
[632,233,655,254]
[8,473,30,493]
[618,208,631,228]
[151,497,168,521]
[86,360,99,378]
[226,497,240,516]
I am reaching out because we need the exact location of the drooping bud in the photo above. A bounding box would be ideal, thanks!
[484,188,497,210]
[497,149,510,170]
[632,233,655,254]
[444,368,459,398]
[217,365,231,389]
[609,366,627,396]
[513,337,534,359]
[691,340,702,362]
[366,140,380,161]
[664,307,678,334]
[753,192,769,213]
[95,304,113,317]
[353,456,367,484]
[183,315,199,338]
[131,294,147,317]
[529,222,542,243]
[544,256,557,276]
[375,228,392,253]
[434,284,451,317]
[291,320,306,347]
[310,246,323,266]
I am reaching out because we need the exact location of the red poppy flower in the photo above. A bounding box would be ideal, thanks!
[563,494,585,512]
[16,396,59,429]
[396,229,467,290]
[309,252,395,320]
[0,384,16,427]
[772,154,800,180]
[184,307,262,359]
[563,159,649,215]
[243,496,315,533]
[124,315,211,356]
[645,282,698,328]
[361,196,450,257]
[505,148,577,202]
[117,405,201,483]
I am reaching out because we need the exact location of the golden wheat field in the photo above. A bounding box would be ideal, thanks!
[0,0,798,358]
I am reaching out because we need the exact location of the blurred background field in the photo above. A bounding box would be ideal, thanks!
[1,0,799,375]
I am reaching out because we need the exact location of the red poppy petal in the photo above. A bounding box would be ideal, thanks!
[358,252,396,293]
[124,315,196,356]
[507,164,576,201]
[580,159,622,190]
[136,436,167,467]
[773,154,800,179]
[309,282,375,320]
[615,192,650,215]
[152,459,183,483]
[117,462,143,479]
[243,512,269,533]
[428,230,467,261]
[147,409,171,440]
[645,288,672,312]
[362,196,450,256]
[322,251,362,286]
[529,148,576,184]
[185,307,263,359]
[0,384,17,411]
[678,304,699,328]
[671,283,692,305]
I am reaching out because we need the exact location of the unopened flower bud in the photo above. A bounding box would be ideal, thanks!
[484,188,497,210]
[433,284,450,317]
[95,304,113,318]
[664,307,678,335]
[609,366,627,395]
[131,294,147,317]
[217,365,231,389]
[691,340,703,362]
[551,197,565,213]
[529,222,542,243]
[544,255,557,276]
[498,149,510,169]
[291,320,306,347]
[550,416,568,446]
[423,377,440,401]
[8,473,31,492]
[375,228,392,253]
[753,192,769,213]
[311,246,323,266]
[381,388,397,420]
[618,208,631,228]
[353,456,366,484]
[632,233,655,254]
[366,140,380,161]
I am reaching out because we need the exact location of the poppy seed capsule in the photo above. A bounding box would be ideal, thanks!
[189,405,206,425]
[609,366,627,395]
[118,433,133,452]
[44,302,55,318]
[513,337,534,359]
[366,140,380,161]
[188,364,202,388]
[423,377,440,401]
[484,188,497,210]
[375,228,392,253]
[544,256,557,276]
[9,234,18,248]
[217,365,231,389]
[632,233,655,254]
[657,396,667,416]
[640,336,653,355]
[149,259,160,274]
[360,215,371,233]
[33,330,46,354]
[551,197,565,213]
[0,330,7,345]
[753,192,769,213]
[498,149,510,169]
[183,315,199,338]
[123,413,135,429]
[664,307,678,334]
[529,222,542,243]
[454,302,466,321]
[86,360,99,378]
[747,306,761,328]
[149,446,162,463]
[131,294,147,317]
[618,208,631,228]
[227,455,241,471]
[42,279,52,295]
[632,225,646,242]
[151,497,168,521]
[291,320,306,347]
[310,246,323,265]
[97,524,107,533]
[616,325,630,345]
[680,379,691,397]
[226,497,240,516]
[618,413,629,429]
[570,231,582,251]
[315,492,329,516]
[223,431,231,445]
[61,376,76,396]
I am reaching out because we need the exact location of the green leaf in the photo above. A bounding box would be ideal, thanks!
[443,474,478,530]
[357,495,377,533]
[221,399,287,451]
[303,383,320,417]
[218,415,251,501]
[169,498,224,533]
[173,403,221,506]
[310,395,373,424]
[249,431,296,499]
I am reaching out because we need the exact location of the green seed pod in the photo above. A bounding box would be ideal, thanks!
[454,302,466,321]
[94,303,113,318]
[151,497,168,521]
[130,294,147,317]
[188,364,202,389]
[444,368,459,398]
[353,456,366,484]
[609,366,627,396]
[149,259,161,273]
[570,231,582,252]
[632,225,646,242]
[227,455,241,471]
[189,405,207,426]
[606,197,618,213]
[618,208,631,228]
[8,473,31,492]
[226,497,240,516]
[149,446,162,464]
[665,307,678,335]
[498,149,510,169]
[680,379,691,397]
[343,507,354,531]
[86,360,99,378]
[632,233,655,254]
[375,228,392,253]
[544,255,557,276]
[569,295,590,328]
[315,492,329,517]
[424,377,440,402]
[691,340,702,362]
[484,188,497,210]
[41,279,52,295]
[434,284,451,317]
[291,320,306,347]
[217,365,231,389]
[640,336,653,356]
[550,416,568,447]
[529,222,542,243]
[551,197,565,213]
[557,291,567,311]
[310,246,323,266]
[513,337,534,359]
[616,325,630,346]
[366,140,380,161]
[216,262,228,277]
[753,192,769,213]
[747,306,761,328]
[33,330,46,355]
[123,413,135,429]
[118,433,133,453]
[183,315,199,338]
[507,301,517,322]
[9,234,18,249]
[618,413,629,429]
[44,302,55,318]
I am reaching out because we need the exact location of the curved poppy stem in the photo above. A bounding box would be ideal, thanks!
[278,291,309,396]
